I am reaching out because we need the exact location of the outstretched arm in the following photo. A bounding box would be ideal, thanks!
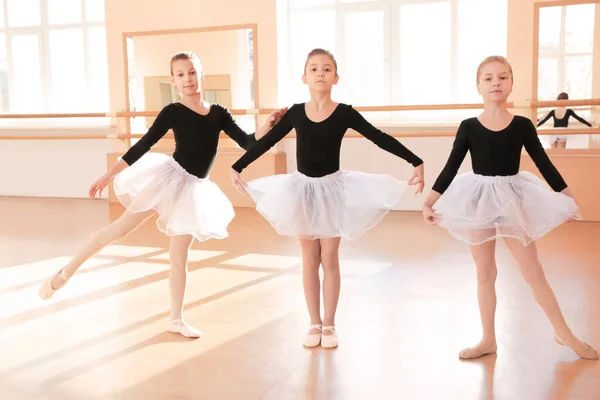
[430,121,469,195]
[346,106,425,193]
[230,107,296,194]
[346,106,423,166]
[90,106,173,198]
[523,120,567,192]
[537,110,554,127]
[220,107,288,150]
[421,122,469,224]
[121,106,173,166]
[568,109,593,127]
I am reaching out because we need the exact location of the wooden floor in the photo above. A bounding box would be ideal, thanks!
[1,197,599,400]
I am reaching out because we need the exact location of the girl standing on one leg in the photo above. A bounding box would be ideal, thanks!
[39,52,286,338]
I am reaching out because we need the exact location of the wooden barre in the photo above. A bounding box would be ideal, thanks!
[2,127,599,140]
[0,135,110,140]
[531,99,600,108]
[0,113,108,119]
[2,99,598,119]
[116,103,516,118]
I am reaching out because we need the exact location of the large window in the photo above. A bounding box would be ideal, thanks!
[278,0,507,122]
[0,0,108,116]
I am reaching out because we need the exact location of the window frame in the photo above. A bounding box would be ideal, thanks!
[0,0,107,116]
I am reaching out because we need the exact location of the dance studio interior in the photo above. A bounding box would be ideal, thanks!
[1,0,599,399]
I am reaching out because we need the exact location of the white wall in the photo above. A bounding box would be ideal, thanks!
[0,135,114,198]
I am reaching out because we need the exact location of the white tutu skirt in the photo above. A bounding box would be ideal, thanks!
[434,171,580,246]
[246,170,407,240]
[113,153,235,242]
[549,134,568,144]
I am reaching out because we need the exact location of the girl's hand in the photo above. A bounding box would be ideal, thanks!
[422,205,441,225]
[89,173,114,199]
[230,169,248,195]
[267,107,288,127]
[408,164,425,194]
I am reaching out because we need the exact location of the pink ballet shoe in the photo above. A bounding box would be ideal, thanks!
[321,326,338,349]
[554,335,599,360]
[303,324,322,348]
[39,269,68,300]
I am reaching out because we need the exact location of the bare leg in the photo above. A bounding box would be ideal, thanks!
[300,237,322,347]
[166,234,201,338]
[168,234,194,321]
[320,238,341,331]
[504,238,598,359]
[40,209,156,299]
[319,237,341,348]
[556,140,566,149]
[459,239,499,359]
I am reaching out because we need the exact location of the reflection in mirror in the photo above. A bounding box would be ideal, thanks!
[536,1,599,149]
[126,28,255,135]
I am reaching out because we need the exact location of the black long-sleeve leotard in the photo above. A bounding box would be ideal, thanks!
[231,103,423,177]
[122,102,257,179]
[537,109,593,128]
[432,116,567,194]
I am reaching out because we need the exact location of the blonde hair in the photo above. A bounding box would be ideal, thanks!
[169,52,203,76]
[304,48,339,77]
[476,55,513,84]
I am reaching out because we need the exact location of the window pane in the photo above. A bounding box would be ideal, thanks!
[11,35,43,112]
[564,55,593,99]
[49,29,86,112]
[48,0,82,24]
[7,0,40,27]
[339,10,385,106]
[0,34,8,112]
[538,6,561,52]
[458,0,507,103]
[288,10,336,102]
[564,4,595,53]
[537,57,559,101]
[85,0,105,22]
[398,2,451,105]
[89,27,109,111]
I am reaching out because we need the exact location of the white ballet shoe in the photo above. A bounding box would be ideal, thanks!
[39,269,68,300]
[321,326,338,349]
[555,335,599,360]
[303,324,322,348]
[168,319,202,338]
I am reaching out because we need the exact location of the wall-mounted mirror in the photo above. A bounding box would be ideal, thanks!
[535,0,599,149]
[124,25,257,135]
